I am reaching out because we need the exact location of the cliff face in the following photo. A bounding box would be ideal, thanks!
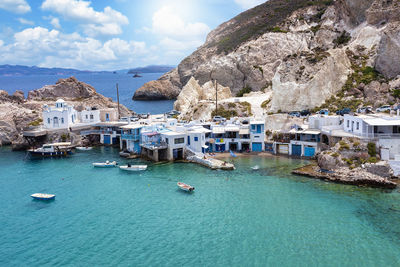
[135,0,400,112]
[0,77,132,148]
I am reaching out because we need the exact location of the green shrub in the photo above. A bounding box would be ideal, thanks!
[28,118,43,126]
[331,152,339,158]
[367,142,376,157]
[367,157,378,163]
[236,86,252,97]
[261,99,271,109]
[333,31,351,47]
[228,102,236,108]
[339,143,350,150]
[353,141,360,147]
[265,130,272,136]
[342,158,353,165]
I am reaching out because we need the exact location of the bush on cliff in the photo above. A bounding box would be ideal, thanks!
[367,142,376,157]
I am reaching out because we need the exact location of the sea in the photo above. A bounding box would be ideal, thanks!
[0,73,174,114]
[2,73,400,266]
[1,146,400,266]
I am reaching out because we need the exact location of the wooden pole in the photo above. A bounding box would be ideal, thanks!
[215,79,218,115]
[116,83,121,119]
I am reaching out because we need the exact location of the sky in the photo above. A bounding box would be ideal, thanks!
[0,0,265,71]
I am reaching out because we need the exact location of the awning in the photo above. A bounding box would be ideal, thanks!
[239,128,250,135]
[301,130,321,135]
[364,118,400,126]
[225,126,239,132]
[212,127,225,134]
[143,132,159,136]
[202,145,209,149]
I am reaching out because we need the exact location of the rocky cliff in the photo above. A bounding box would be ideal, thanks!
[135,0,400,113]
[0,77,132,148]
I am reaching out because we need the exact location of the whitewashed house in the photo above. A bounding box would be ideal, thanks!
[160,131,187,160]
[186,126,211,154]
[43,99,78,129]
[80,108,100,124]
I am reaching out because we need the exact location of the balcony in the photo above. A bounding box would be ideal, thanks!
[121,134,140,141]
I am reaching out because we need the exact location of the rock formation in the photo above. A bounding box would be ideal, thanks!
[173,77,231,120]
[135,0,400,113]
[0,77,132,148]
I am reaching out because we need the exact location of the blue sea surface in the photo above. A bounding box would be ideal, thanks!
[0,73,174,114]
[1,147,400,266]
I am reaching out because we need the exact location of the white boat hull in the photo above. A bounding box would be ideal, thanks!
[31,193,56,200]
[177,182,195,192]
[119,165,147,171]
[76,147,93,151]
[93,162,117,168]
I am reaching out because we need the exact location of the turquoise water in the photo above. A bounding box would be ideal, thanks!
[1,147,400,266]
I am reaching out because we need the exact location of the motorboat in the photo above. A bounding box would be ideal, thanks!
[27,142,73,157]
[76,146,93,151]
[119,164,147,171]
[92,161,118,168]
[251,165,260,170]
[31,193,56,200]
[177,182,195,192]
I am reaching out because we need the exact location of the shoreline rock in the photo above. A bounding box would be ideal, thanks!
[293,164,397,189]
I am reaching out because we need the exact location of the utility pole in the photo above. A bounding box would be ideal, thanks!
[116,83,121,119]
[215,79,218,115]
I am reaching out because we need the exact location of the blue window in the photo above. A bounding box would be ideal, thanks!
[61,118,64,124]
[106,113,110,121]
[47,118,50,124]
[257,125,261,133]
[187,136,190,145]
[194,137,198,141]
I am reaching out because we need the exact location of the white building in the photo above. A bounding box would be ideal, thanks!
[186,126,211,154]
[250,120,265,152]
[80,108,100,124]
[160,131,187,160]
[43,99,78,129]
[343,114,400,138]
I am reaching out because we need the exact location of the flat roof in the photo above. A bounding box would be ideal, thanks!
[225,125,240,132]
[363,117,400,126]
[250,120,264,124]
[95,122,128,127]
[120,124,143,129]
[161,131,185,136]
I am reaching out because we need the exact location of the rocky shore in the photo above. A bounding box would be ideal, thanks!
[0,77,132,149]
[292,164,397,189]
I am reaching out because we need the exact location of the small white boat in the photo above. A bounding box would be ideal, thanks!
[177,182,195,192]
[92,161,118,168]
[251,165,260,170]
[119,165,147,171]
[31,193,56,200]
[76,146,93,151]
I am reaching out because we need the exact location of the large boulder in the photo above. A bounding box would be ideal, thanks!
[27,77,98,100]
[317,153,338,171]
[375,22,400,79]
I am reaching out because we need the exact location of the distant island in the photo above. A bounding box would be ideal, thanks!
[127,65,175,74]
[0,65,110,76]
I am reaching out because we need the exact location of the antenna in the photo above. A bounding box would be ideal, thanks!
[116,83,121,119]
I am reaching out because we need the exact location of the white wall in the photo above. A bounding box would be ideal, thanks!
[80,110,100,123]
[343,115,364,136]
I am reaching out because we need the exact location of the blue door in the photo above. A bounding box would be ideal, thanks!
[304,147,315,157]
[103,135,111,144]
[252,142,262,152]
[187,136,190,145]
[292,144,302,156]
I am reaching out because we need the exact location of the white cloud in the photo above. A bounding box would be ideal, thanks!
[50,17,61,29]
[148,6,210,58]
[234,0,265,9]
[17,18,34,25]
[0,0,31,14]
[152,6,209,39]
[41,0,128,36]
[0,27,149,70]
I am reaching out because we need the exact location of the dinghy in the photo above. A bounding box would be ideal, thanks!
[177,182,195,192]
[119,164,147,171]
[251,165,260,170]
[92,161,117,168]
[76,146,93,151]
[31,193,56,200]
